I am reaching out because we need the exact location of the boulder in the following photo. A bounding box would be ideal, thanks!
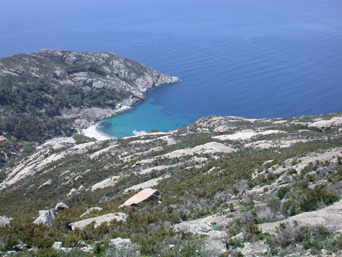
[55,202,69,211]
[109,238,133,250]
[119,188,160,208]
[69,212,128,230]
[33,209,57,227]
[52,241,63,250]
[67,188,77,197]
[0,216,12,227]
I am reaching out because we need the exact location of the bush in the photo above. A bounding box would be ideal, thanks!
[300,187,339,212]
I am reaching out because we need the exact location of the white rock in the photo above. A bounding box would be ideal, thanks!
[38,179,52,190]
[67,188,77,197]
[80,207,103,218]
[124,175,170,193]
[91,176,120,191]
[309,117,342,129]
[241,241,269,256]
[55,202,69,211]
[109,238,133,250]
[69,212,128,230]
[0,216,13,227]
[33,209,57,227]
[52,241,63,250]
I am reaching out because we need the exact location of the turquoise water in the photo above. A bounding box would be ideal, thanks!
[1,0,342,137]
[99,96,192,138]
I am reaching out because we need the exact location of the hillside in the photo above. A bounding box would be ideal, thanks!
[1,112,342,256]
[0,49,179,167]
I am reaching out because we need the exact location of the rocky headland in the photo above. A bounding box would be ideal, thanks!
[1,50,342,256]
[0,49,179,129]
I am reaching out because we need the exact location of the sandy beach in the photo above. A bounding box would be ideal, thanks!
[82,125,113,141]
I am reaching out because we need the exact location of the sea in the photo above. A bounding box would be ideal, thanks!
[1,0,342,137]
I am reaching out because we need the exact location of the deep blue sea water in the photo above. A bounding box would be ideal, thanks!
[1,0,342,137]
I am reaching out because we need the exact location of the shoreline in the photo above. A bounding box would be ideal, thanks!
[82,124,113,141]
[82,104,133,141]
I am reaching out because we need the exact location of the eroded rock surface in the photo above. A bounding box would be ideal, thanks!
[70,212,128,230]
[33,209,57,227]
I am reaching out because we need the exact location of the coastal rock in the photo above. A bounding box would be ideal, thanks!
[33,209,57,227]
[0,49,180,129]
[69,212,128,230]
[119,188,160,208]
[0,216,12,227]
[55,202,69,211]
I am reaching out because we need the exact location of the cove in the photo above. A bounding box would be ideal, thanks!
[0,0,341,138]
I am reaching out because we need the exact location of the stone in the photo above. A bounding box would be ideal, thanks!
[309,117,342,129]
[119,188,160,208]
[13,243,27,251]
[69,212,128,230]
[33,209,57,227]
[174,218,212,234]
[38,179,52,190]
[80,207,103,218]
[259,199,342,234]
[241,241,270,256]
[0,216,12,227]
[124,175,170,193]
[67,188,77,197]
[109,238,133,250]
[203,237,227,255]
[174,214,230,235]
[230,232,244,242]
[55,202,69,211]
[52,241,63,250]
[91,176,120,191]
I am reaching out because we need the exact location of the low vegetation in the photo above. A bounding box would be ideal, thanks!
[0,113,342,256]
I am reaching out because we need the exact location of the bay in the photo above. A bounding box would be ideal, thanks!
[1,0,342,137]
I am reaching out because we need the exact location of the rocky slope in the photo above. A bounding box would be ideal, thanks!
[0,50,179,168]
[0,49,179,128]
[0,113,342,256]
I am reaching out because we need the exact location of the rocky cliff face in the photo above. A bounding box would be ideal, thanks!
[0,49,179,128]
